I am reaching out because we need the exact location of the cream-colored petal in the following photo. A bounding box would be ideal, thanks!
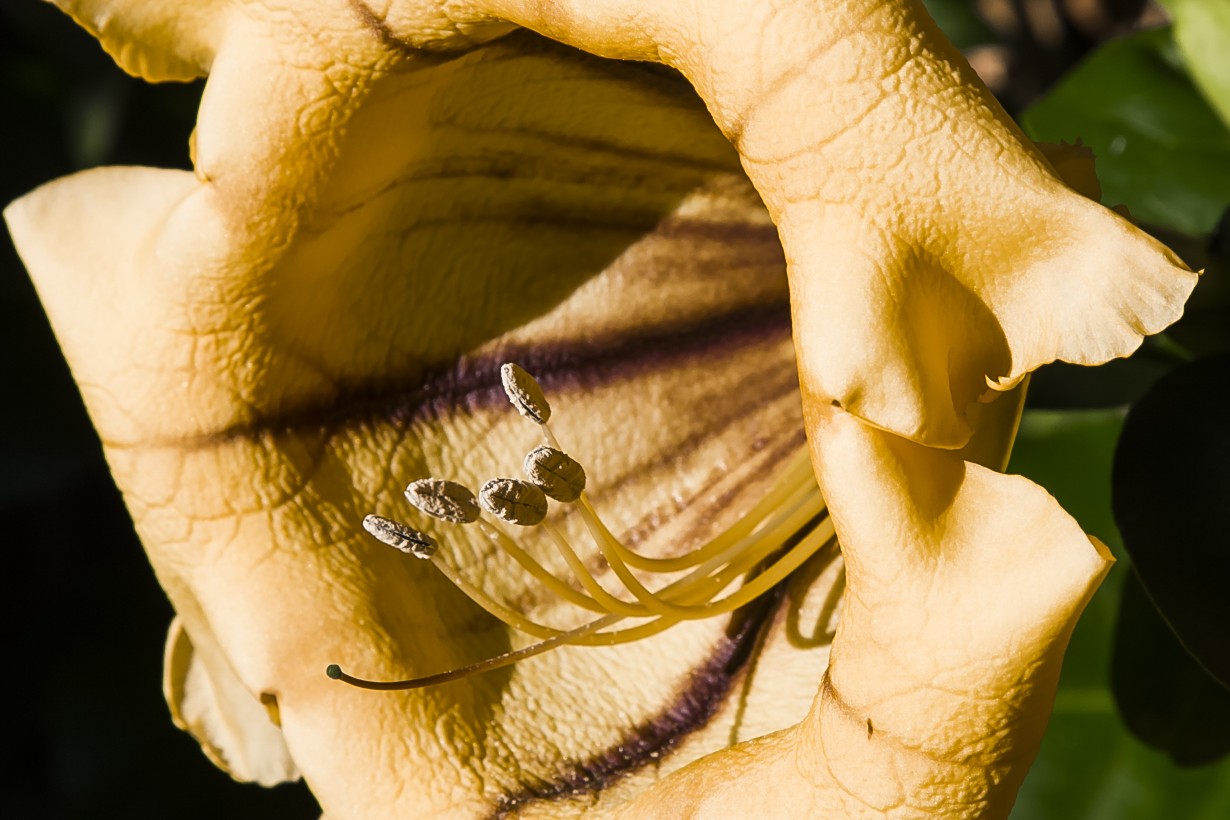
[1035,141,1102,202]
[164,617,300,786]
[5,166,203,446]
[802,406,1112,815]
[462,0,1198,447]
[11,1,1197,816]
[51,0,227,81]
[617,405,1110,816]
[8,34,842,816]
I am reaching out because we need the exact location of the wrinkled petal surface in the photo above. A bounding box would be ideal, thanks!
[9,0,1197,817]
[9,33,833,815]
[461,0,1197,446]
[164,616,300,786]
[616,404,1110,817]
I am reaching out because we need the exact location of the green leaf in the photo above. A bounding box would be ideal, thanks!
[1145,218,1230,358]
[1113,570,1230,767]
[922,0,996,50]
[1007,409,1230,819]
[1021,28,1230,235]
[1158,0,1230,127]
[1026,352,1178,411]
[1112,355,1230,690]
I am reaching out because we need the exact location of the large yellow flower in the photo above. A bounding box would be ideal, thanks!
[7,0,1196,816]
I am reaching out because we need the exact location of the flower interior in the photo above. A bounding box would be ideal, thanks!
[329,362,834,690]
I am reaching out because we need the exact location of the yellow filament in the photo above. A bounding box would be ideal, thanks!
[646,493,829,612]
[541,415,816,572]
[426,439,827,630]
[579,448,815,573]
[477,518,605,613]
[426,502,832,644]
[539,423,563,454]
[449,515,833,645]
[354,518,838,690]
[571,478,826,618]
[425,555,570,640]
[334,377,838,691]
[541,521,651,618]
[528,467,825,621]
[609,515,835,629]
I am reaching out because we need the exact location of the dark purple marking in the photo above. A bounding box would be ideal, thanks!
[385,299,793,430]
[489,514,831,816]
[490,582,783,817]
[201,298,791,445]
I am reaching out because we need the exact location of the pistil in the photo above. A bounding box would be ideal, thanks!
[328,363,833,690]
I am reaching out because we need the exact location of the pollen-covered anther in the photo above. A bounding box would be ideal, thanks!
[479,478,549,526]
[524,445,587,503]
[500,362,551,424]
[404,478,481,524]
[362,514,437,559]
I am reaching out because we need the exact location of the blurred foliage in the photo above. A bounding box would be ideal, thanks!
[1008,411,1230,819]
[1112,356,1230,691]
[1113,570,1230,768]
[1158,0,1230,126]
[1004,0,1230,814]
[923,0,998,49]
[2,1,1228,818]
[1022,27,1230,235]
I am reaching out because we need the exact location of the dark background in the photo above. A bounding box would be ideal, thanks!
[0,2,319,817]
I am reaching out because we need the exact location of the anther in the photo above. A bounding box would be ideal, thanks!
[479,478,549,526]
[362,514,437,559]
[524,445,586,503]
[500,363,551,424]
[405,478,481,524]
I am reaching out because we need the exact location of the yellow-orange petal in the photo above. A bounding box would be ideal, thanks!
[51,0,227,81]
[466,0,1198,447]
[164,617,300,786]
[615,404,1110,816]
[8,34,844,814]
[11,1,1198,814]
[1036,140,1102,202]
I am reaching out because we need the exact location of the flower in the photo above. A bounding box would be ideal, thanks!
[6,0,1196,816]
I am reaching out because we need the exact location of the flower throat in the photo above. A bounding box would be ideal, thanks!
[327,364,834,690]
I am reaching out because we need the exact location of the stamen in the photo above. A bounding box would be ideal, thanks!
[501,362,551,424]
[405,478,481,524]
[476,517,606,613]
[540,521,651,618]
[412,544,578,640]
[361,514,437,559]
[584,449,816,574]
[328,518,838,689]
[479,478,549,526]
[524,445,586,502]
[330,361,834,691]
